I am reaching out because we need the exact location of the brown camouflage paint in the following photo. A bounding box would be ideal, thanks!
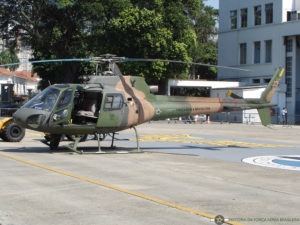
[115,76,155,127]
[264,68,284,102]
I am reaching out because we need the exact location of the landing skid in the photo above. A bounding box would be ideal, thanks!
[65,126,142,154]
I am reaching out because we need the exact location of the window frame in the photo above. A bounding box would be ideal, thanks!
[254,41,261,64]
[286,39,293,52]
[241,8,248,28]
[254,5,262,26]
[265,3,273,24]
[252,79,261,84]
[230,10,237,29]
[286,56,292,97]
[240,43,247,65]
[57,88,73,110]
[104,94,124,111]
[265,40,272,63]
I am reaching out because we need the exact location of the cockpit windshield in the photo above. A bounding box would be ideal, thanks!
[24,87,60,111]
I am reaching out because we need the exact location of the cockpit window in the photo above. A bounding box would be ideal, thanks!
[24,87,60,112]
[57,88,73,109]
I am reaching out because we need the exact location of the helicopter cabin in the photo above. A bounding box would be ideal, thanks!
[73,87,102,124]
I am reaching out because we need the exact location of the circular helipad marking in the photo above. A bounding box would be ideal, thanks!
[243,155,300,171]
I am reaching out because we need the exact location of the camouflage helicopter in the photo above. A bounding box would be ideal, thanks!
[0,54,284,153]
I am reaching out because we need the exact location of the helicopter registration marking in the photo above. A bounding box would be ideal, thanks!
[0,152,242,225]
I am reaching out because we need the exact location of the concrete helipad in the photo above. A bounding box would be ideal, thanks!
[1,122,300,225]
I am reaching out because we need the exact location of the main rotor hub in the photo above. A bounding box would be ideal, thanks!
[90,54,125,64]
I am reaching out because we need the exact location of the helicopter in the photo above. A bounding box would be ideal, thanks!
[1,54,284,153]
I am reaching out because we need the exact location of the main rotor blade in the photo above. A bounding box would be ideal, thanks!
[122,58,252,72]
[0,55,252,72]
[0,58,93,67]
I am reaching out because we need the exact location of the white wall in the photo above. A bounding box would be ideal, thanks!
[219,0,284,33]
[296,0,300,10]
[16,47,33,72]
[167,80,239,95]
[0,76,28,96]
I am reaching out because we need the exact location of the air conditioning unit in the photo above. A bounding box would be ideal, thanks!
[287,10,300,21]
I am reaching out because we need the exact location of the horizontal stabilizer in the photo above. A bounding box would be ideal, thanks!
[227,90,243,99]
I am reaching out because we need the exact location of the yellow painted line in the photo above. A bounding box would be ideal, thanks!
[0,152,244,225]
[132,134,300,148]
[26,132,44,137]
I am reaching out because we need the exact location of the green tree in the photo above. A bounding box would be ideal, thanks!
[0,48,19,71]
[193,5,218,80]
[0,0,218,87]
[106,7,191,84]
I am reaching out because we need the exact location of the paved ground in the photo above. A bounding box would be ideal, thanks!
[1,122,300,225]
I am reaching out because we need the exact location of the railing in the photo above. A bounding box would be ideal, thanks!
[218,112,300,125]
[0,108,18,117]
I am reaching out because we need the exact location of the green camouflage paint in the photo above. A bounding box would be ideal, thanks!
[13,68,284,136]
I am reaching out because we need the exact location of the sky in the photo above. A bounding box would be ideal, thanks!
[204,0,219,9]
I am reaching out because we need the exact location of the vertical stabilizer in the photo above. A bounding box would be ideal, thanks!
[257,108,271,126]
[256,67,284,126]
[260,68,285,103]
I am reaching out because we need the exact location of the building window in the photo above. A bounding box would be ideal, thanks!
[254,41,261,64]
[265,40,272,63]
[241,8,248,27]
[286,39,293,52]
[252,79,260,84]
[254,5,262,25]
[230,10,237,29]
[264,78,271,84]
[286,57,292,97]
[265,3,273,24]
[287,11,300,21]
[240,43,247,64]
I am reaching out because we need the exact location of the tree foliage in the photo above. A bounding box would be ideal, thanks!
[0,47,19,71]
[0,0,218,87]
[193,6,218,80]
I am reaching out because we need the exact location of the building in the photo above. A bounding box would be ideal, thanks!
[0,68,39,96]
[167,79,239,96]
[16,42,33,72]
[218,0,300,124]
[1,30,36,96]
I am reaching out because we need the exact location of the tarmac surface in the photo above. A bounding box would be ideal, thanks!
[1,122,300,225]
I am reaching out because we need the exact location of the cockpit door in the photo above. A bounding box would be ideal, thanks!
[49,88,74,125]
[97,93,127,128]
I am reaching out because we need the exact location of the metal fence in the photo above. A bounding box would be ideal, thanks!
[169,112,300,125]
[217,112,300,125]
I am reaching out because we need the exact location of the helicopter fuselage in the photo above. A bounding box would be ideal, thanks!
[13,70,280,136]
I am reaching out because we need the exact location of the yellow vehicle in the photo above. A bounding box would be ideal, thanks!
[0,117,25,142]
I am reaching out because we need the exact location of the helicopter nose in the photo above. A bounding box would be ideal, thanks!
[13,108,47,129]
[13,108,27,127]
